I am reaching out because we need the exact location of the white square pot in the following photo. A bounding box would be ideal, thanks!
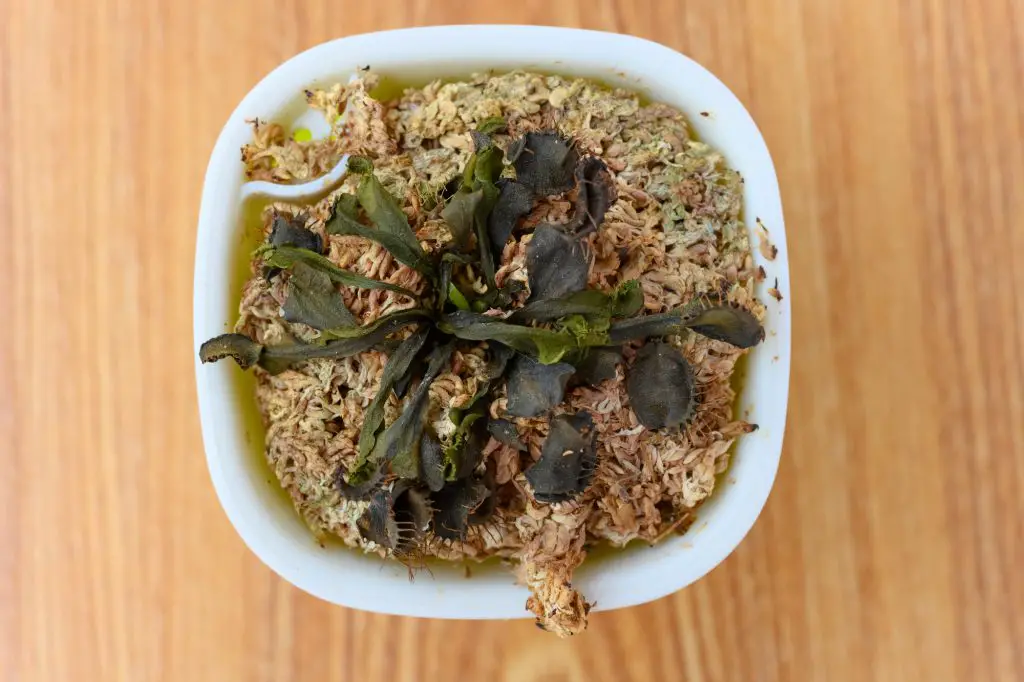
[194,25,790,619]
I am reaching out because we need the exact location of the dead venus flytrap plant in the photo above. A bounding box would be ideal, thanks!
[199,124,765,555]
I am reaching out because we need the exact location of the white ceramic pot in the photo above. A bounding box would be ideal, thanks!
[194,25,790,619]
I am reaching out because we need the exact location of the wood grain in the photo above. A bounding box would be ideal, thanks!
[2,1,1022,680]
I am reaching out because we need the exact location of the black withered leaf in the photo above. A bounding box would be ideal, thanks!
[468,470,498,524]
[682,304,765,349]
[626,342,695,430]
[270,213,322,253]
[281,261,358,330]
[505,354,575,418]
[572,346,621,387]
[508,131,579,196]
[430,478,489,540]
[356,329,430,466]
[392,485,433,549]
[198,334,263,370]
[487,418,526,451]
[258,309,429,375]
[370,342,455,480]
[357,488,399,549]
[565,156,617,236]
[440,188,483,248]
[526,225,589,301]
[439,311,578,365]
[524,411,598,504]
[487,179,534,261]
[263,245,416,297]
[418,430,447,492]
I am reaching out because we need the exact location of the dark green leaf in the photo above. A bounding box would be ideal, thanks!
[572,346,621,387]
[356,329,430,464]
[508,131,579,196]
[198,334,263,370]
[564,156,617,236]
[682,304,765,348]
[258,309,429,374]
[474,181,501,289]
[487,180,534,261]
[281,262,358,330]
[262,246,416,297]
[626,342,695,429]
[472,146,505,186]
[439,311,578,364]
[511,289,612,323]
[347,174,434,277]
[607,310,686,344]
[440,188,482,248]
[369,342,455,479]
[526,225,589,301]
[270,213,322,252]
[524,411,597,504]
[430,478,489,540]
[487,418,526,451]
[505,354,575,417]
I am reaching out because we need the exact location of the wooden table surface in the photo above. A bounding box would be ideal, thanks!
[3,1,1022,680]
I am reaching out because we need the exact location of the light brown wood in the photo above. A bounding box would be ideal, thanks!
[3,1,1022,680]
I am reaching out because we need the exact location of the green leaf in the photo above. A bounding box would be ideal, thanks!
[447,283,470,311]
[505,354,575,418]
[611,280,645,318]
[258,309,430,374]
[343,174,434,277]
[524,411,597,504]
[526,225,589,301]
[626,342,695,429]
[439,311,579,364]
[263,245,416,297]
[441,411,486,480]
[198,334,263,370]
[347,156,373,174]
[281,262,358,330]
[476,116,507,135]
[508,131,579,196]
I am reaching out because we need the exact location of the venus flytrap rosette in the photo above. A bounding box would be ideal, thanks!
[198,69,770,635]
